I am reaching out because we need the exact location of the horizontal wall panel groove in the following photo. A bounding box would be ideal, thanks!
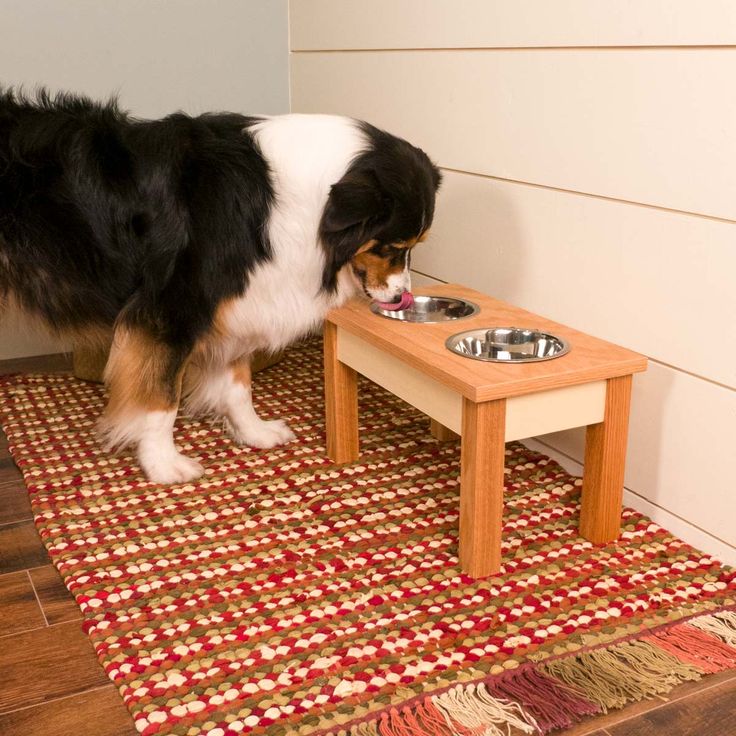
[291,49,736,220]
[294,46,736,53]
[536,361,736,547]
[410,170,736,388]
[439,167,736,226]
[291,0,736,50]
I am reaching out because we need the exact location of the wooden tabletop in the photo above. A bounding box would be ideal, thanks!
[326,283,647,402]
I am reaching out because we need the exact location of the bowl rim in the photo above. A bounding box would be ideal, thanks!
[369,294,481,323]
[445,326,571,363]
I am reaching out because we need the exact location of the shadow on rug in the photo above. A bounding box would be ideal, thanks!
[0,337,734,736]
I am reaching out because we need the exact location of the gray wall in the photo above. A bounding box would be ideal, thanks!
[0,0,289,358]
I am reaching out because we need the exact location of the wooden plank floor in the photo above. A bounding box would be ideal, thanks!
[0,353,138,736]
[0,353,734,735]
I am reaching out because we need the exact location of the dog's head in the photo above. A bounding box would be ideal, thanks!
[319,123,441,303]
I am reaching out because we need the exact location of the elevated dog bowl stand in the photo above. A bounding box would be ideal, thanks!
[323,284,647,578]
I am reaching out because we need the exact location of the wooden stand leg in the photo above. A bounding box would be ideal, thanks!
[579,374,633,543]
[430,418,460,442]
[459,397,506,577]
[323,322,360,463]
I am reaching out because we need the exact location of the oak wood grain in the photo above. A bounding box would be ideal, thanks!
[0,685,136,736]
[0,621,109,713]
[326,284,647,402]
[0,352,71,376]
[0,571,46,637]
[607,676,736,736]
[579,375,633,543]
[323,322,360,463]
[0,478,33,526]
[459,398,506,577]
[0,456,23,487]
[29,566,81,625]
[430,418,460,441]
[0,521,50,575]
[549,670,736,735]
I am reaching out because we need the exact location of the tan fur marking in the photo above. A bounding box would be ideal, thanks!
[65,324,113,350]
[212,298,239,340]
[191,298,239,365]
[104,328,185,421]
[354,239,378,255]
[351,250,406,292]
[230,356,252,388]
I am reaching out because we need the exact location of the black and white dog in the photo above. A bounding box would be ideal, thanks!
[0,89,441,482]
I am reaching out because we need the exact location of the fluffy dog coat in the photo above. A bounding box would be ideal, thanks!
[0,90,440,481]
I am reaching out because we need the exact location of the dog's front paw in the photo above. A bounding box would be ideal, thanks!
[140,451,205,484]
[231,418,295,450]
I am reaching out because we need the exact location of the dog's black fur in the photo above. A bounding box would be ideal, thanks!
[320,122,441,292]
[0,89,273,354]
[0,89,440,352]
[0,87,441,481]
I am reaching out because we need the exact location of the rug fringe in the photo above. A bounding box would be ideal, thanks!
[539,638,702,713]
[433,683,538,736]
[341,608,736,736]
[644,620,736,674]
[485,666,599,734]
[363,684,539,736]
[687,610,736,647]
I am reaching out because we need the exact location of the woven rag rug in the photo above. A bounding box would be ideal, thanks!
[1,337,735,736]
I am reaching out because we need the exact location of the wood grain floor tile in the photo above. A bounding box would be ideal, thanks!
[0,456,23,487]
[556,669,736,735]
[0,479,33,526]
[0,352,71,376]
[607,676,736,735]
[29,566,81,625]
[0,572,46,637]
[0,521,50,575]
[0,686,136,736]
[0,621,109,713]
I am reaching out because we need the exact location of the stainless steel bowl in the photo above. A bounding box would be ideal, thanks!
[370,295,480,323]
[446,327,570,363]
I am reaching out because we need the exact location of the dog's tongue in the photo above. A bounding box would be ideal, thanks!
[375,291,415,312]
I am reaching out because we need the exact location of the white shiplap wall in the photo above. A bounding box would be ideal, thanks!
[289,1,736,565]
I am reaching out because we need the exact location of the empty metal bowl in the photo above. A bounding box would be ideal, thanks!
[446,327,570,363]
[370,295,479,322]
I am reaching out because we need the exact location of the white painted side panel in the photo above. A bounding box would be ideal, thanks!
[338,329,464,433]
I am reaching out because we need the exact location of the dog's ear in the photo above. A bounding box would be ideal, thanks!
[321,169,391,234]
[320,169,392,291]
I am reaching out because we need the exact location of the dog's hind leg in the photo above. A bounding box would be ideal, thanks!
[184,355,295,450]
[100,326,202,484]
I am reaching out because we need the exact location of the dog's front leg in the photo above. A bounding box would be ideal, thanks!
[185,356,295,449]
[99,327,203,484]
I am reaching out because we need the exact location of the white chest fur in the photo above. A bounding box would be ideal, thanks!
[221,114,366,356]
